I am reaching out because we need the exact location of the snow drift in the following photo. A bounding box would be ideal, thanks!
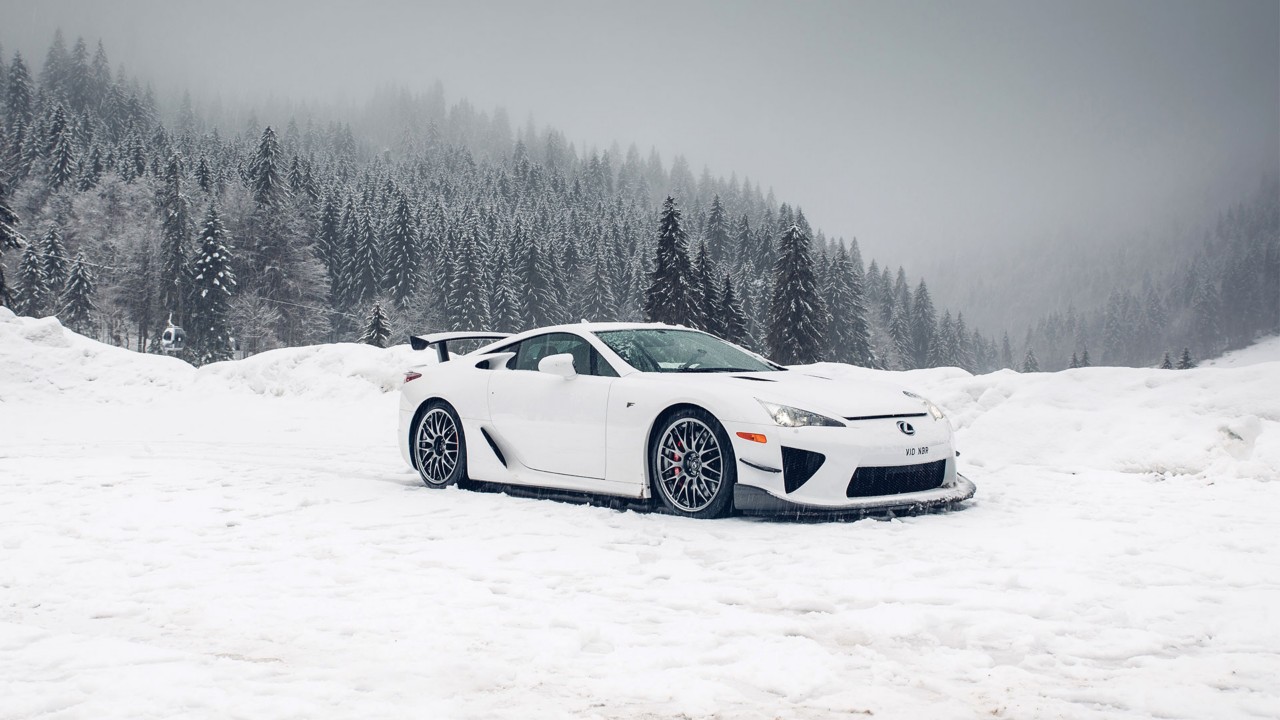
[2,308,1278,719]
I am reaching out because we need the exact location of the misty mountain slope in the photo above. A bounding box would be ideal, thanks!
[1204,333,1280,368]
[944,177,1280,373]
[3,309,1278,719]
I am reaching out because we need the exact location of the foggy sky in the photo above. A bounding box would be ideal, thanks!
[2,0,1277,265]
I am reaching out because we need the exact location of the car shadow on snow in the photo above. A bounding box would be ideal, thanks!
[417,479,972,524]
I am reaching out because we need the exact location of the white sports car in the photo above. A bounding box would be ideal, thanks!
[398,323,975,519]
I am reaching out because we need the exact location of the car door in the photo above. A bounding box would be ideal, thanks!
[487,332,618,479]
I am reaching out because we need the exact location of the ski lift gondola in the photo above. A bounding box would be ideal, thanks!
[161,315,186,353]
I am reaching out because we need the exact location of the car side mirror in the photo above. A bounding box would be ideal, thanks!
[537,352,577,379]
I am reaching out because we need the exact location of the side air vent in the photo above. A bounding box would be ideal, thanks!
[480,428,507,467]
[847,459,945,497]
[733,376,777,382]
[780,447,826,493]
[843,412,928,422]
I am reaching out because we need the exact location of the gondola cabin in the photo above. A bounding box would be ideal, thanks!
[160,323,186,353]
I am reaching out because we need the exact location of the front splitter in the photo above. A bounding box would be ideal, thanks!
[733,475,977,520]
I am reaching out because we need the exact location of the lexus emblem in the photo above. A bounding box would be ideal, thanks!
[897,421,916,436]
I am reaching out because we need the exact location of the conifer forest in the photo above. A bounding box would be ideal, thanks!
[0,32,1276,371]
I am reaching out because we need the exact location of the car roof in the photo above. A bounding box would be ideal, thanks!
[512,321,698,337]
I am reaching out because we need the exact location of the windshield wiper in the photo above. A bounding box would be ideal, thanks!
[680,367,759,373]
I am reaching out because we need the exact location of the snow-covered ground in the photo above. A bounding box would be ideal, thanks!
[2,307,1278,720]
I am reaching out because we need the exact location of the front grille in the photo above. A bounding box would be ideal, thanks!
[846,459,945,498]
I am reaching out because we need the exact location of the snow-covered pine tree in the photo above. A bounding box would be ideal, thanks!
[1068,352,1080,369]
[287,155,304,194]
[1080,348,1092,367]
[581,242,617,322]
[888,267,908,323]
[250,126,289,208]
[187,203,236,364]
[156,153,193,324]
[333,196,360,305]
[77,144,103,191]
[45,104,77,191]
[1000,331,1014,369]
[823,243,873,365]
[447,209,491,331]
[933,310,961,367]
[1021,347,1040,373]
[733,214,753,274]
[344,207,381,308]
[0,172,27,307]
[6,53,35,131]
[766,224,828,365]
[888,296,912,369]
[194,155,213,194]
[643,196,699,327]
[360,301,391,348]
[1177,347,1195,370]
[953,312,975,371]
[692,238,717,332]
[1160,352,1173,369]
[382,193,421,308]
[1192,277,1222,359]
[718,273,750,346]
[909,279,937,368]
[704,194,730,265]
[13,242,48,316]
[314,195,342,279]
[39,225,69,296]
[488,245,524,333]
[59,253,95,333]
[517,231,562,328]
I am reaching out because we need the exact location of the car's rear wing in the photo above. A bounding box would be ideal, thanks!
[409,331,512,363]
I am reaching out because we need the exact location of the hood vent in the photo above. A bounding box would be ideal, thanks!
[733,376,777,382]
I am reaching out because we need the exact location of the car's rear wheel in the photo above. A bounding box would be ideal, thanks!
[650,408,736,518]
[414,400,467,488]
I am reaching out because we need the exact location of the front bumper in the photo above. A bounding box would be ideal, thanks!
[723,415,973,514]
[734,474,976,518]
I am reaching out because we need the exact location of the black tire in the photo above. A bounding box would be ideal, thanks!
[649,407,736,518]
[412,400,468,489]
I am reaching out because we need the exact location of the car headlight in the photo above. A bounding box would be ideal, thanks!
[903,390,945,420]
[757,399,845,427]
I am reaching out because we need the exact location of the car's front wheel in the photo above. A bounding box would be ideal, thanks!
[413,400,467,488]
[650,408,736,518]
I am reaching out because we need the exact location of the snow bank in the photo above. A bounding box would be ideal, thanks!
[806,360,1280,484]
[0,308,424,403]
[198,342,421,400]
[5,307,1276,485]
[1204,333,1280,368]
[0,307,196,403]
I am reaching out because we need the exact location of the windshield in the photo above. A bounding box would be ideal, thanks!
[594,328,780,373]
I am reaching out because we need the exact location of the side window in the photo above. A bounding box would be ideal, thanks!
[488,340,523,370]
[591,348,619,377]
[541,333,590,376]
[505,332,618,377]
[511,335,552,371]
